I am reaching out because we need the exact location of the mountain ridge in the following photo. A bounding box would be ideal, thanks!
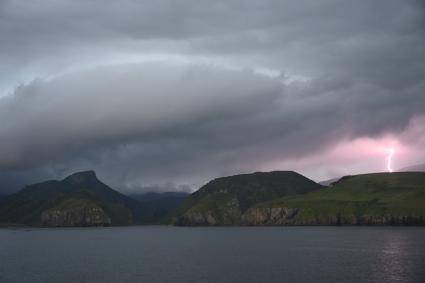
[0,170,152,226]
[1,170,424,227]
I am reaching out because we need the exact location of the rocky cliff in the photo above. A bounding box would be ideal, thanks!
[177,206,300,226]
[0,170,150,226]
[177,201,425,226]
[171,171,323,225]
[241,207,299,225]
[241,207,425,225]
[176,193,242,225]
[41,197,111,227]
[173,172,425,226]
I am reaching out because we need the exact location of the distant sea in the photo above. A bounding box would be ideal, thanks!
[0,226,424,283]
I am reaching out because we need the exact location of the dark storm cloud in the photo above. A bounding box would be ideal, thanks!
[0,0,424,192]
[1,63,424,192]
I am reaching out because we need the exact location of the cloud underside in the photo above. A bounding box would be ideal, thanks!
[0,0,424,192]
[1,62,424,191]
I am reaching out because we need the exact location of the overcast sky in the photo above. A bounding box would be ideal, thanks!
[0,0,424,193]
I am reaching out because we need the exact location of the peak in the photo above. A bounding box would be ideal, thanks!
[63,170,98,184]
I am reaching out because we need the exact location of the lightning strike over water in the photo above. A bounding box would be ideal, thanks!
[387,148,394,173]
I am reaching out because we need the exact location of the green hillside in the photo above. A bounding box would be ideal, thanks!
[170,171,323,225]
[0,171,152,226]
[255,172,425,225]
[2,171,423,227]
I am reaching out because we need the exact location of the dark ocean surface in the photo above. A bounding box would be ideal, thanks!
[0,226,424,283]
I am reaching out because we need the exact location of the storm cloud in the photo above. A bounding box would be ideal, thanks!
[0,0,424,193]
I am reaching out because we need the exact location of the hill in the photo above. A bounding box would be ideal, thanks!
[0,171,152,227]
[249,172,425,225]
[399,163,425,172]
[170,171,323,225]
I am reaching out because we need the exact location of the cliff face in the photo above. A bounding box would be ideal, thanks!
[173,172,425,226]
[241,207,299,225]
[241,207,425,225]
[0,170,150,226]
[177,202,425,226]
[287,214,425,225]
[172,171,323,225]
[41,198,111,227]
[178,205,299,226]
[176,193,242,225]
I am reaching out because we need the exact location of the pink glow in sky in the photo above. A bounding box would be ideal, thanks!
[261,115,425,181]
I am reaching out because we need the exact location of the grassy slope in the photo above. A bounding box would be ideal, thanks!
[169,171,323,223]
[257,172,425,222]
[45,193,133,225]
[0,171,151,226]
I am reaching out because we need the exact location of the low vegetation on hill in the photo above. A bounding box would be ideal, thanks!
[170,171,324,225]
[0,171,151,226]
[1,170,424,227]
[256,172,425,225]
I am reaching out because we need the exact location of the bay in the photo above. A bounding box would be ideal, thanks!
[0,226,424,283]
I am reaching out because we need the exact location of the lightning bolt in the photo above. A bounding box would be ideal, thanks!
[387,148,394,173]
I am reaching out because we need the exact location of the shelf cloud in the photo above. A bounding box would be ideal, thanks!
[0,0,424,192]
